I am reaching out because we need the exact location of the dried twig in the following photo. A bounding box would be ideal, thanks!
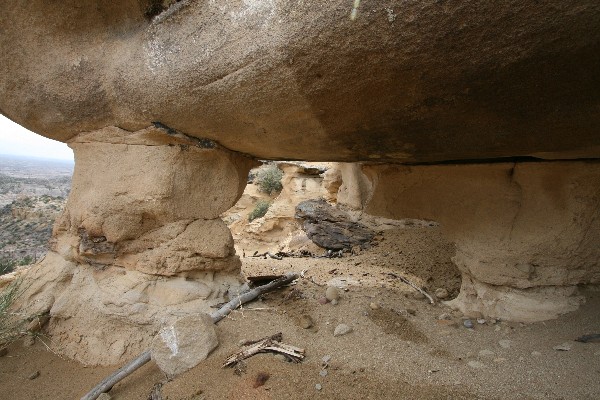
[81,273,299,400]
[223,333,305,368]
[388,273,435,304]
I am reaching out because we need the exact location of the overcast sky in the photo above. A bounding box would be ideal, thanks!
[0,114,73,161]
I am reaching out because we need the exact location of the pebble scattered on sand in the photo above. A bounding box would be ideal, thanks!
[435,288,448,299]
[319,369,328,377]
[98,393,112,400]
[28,371,40,380]
[438,313,452,320]
[325,286,340,301]
[478,349,495,358]
[463,319,474,329]
[334,324,353,337]
[369,302,380,310]
[468,361,484,369]
[553,342,572,351]
[315,383,322,391]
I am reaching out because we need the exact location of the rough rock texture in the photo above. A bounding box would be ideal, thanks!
[1,1,600,162]
[151,314,219,377]
[295,199,375,250]
[226,163,331,254]
[337,161,600,321]
[18,128,255,365]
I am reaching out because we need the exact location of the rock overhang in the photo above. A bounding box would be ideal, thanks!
[1,0,600,163]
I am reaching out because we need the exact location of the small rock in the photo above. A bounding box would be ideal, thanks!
[412,292,426,300]
[553,342,572,351]
[319,369,328,377]
[97,394,112,400]
[463,319,474,329]
[325,286,340,301]
[28,371,40,380]
[0,348,8,357]
[369,302,380,310]
[435,288,449,299]
[478,349,495,358]
[438,313,452,320]
[331,299,338,306]
[22,335,35,347]
[477,318,486,325]
[395,309,410,317]
[334,324,353,337]
[315,383,322,391]
[317,297,329,305]
[494,325,501,332]
[467,361,484,369]
[322,355,332,364]
[531,351,542,357]
[274,354,288,363]
[498,340,512,349]
[297,315,314,329]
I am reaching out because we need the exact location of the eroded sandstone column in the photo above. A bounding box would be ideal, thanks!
[338,161,600,322]
[21,126,255,365]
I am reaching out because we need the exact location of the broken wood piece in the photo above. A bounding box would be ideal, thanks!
[81,272,299,400]
[387,273,436,304]
[223,332,305,368]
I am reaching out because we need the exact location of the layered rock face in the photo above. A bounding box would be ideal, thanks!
[21,127,255,365]
[337,161,600,321]
[1,1,599,162]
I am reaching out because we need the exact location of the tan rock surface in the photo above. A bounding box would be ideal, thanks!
[2,1,600,162]
[338,161,600,321]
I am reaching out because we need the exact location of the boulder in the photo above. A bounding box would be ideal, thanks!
[295,199,375,250]
[151,314,218,377]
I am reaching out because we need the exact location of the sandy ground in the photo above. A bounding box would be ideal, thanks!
[1,226,599,399]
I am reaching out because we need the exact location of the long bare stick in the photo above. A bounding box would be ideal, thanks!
[388,273,435,304]
[81,273,298,400]
[80,351,151,400]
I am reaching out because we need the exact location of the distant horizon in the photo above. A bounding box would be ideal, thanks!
[0,152,74,164]
[0,115,74,161]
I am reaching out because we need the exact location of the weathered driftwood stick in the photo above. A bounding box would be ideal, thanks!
[80,350,151,400]
[388,272,436,304]
[210,273,298,323]
[81,272,298,400]
[223,332,305,367]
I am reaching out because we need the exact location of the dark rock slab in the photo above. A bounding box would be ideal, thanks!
[295,199,374,250]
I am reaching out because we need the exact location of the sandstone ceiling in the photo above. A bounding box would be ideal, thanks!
[1,0,599,163]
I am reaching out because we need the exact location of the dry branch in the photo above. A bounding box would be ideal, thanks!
[81,273,298,400]
[223,332,305,367]
[388,272,436,304]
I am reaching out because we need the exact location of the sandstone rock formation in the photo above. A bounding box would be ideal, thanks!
[18,127,255,365]
[336,161,600,321]
[1,0,600,363]
[1,1,599,162]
